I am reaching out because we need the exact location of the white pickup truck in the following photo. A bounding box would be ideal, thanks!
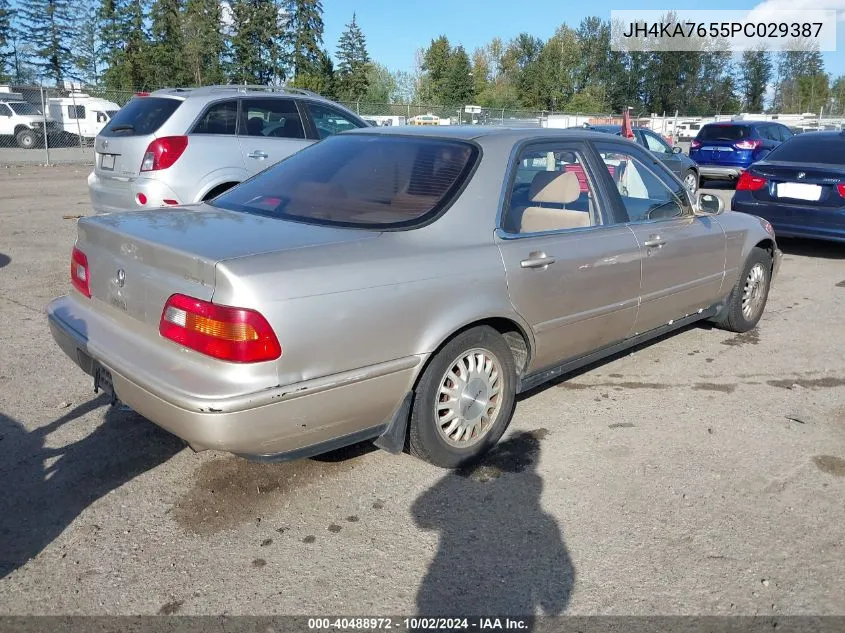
[0,90,58,149]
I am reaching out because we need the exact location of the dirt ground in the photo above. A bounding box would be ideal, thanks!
[1,164,844,616]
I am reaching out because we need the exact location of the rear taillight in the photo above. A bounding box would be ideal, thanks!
[159,294,281,363]
[837,183,845,198]
[70,247,91,298]
[690,140,701,150]
[140,136,188,172]
[734,139,762,150]
[135,92,150,97]
[736,171,767,191]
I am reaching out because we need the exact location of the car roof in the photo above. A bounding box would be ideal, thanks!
[588,124,654,133]
[147,85,339,105]
[343,125,633,143]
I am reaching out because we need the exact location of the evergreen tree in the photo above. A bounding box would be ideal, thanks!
[283,0,323,79]
[0,0,13,81]
[100,0,152,90]
[19,0,76,84]
[335,12,369,100]
[228,0,284,85]
[291,48,335,98]
[70,2,101,85]
[183,0,225,85]
[443,45,474,106]
[419,35,451,103]
[738,50,772,112]
[148,0,185,87]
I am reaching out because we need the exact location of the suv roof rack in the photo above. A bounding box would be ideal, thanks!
[151,85,322,98]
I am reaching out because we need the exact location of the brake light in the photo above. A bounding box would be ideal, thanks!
[140,136,188,172]
[690,140,701,150]
[70,247,91,298]
[159,294,281,363]
[736,171,767,191]
[734,139,762,150]
[135,92,150,97]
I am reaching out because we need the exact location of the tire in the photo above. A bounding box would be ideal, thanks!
[408,326,517,469]
[682,169,698,195]
[16,129,36,149]
[711,247,772,333]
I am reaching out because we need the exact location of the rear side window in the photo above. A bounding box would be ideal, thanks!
[211,134,479,229]
[101,97,181,137]
[697,125,750,142]
[766,135,845,165]
[191,100,238,135]
[67,105,85,119]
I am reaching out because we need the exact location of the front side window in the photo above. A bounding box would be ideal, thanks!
[305,102,363,139]
[191,100,238,135]
[503,146,597,234]
[211,134,478,229]
[8,102,42,116]
[642,131,671,154]
[240,98,304,139]
[594,142,690,223]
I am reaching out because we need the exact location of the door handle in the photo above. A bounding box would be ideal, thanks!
[643,235,666,248]
[520,252,556,269]
[247,150,268,159]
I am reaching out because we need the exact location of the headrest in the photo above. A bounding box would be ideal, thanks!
[530,170,580,205]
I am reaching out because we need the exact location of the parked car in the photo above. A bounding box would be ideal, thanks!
[48,127,781,468]
[732,130,845,243]
[0,91,60,149]
[584,124,700,194]
[689,121,794,185]
[88,85,369,214]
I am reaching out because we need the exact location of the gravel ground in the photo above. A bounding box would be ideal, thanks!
[0,165,844,617]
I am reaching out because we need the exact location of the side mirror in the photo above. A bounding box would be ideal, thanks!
[672,146,683,154]
[696,192,724,215]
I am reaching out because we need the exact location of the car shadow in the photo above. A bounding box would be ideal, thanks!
[0,400,185,579]
[0,253,9,269]
[777,237,845,260]
[412,431,574,623]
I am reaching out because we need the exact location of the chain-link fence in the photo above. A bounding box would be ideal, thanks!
[2,84,844,166]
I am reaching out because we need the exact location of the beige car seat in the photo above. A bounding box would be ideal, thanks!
[519,171,591,233]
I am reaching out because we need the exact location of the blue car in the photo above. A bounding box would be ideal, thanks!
[731,131,845,243]
[690,121,794,186]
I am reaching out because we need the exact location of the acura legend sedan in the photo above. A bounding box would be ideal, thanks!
[48,127,782,468]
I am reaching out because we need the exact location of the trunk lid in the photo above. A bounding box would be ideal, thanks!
[75,205,381,328]
[747,162,845,209]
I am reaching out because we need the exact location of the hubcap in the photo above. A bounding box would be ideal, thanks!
[742,263,767,320]
[684,173,697,194]
[435,348,503,447]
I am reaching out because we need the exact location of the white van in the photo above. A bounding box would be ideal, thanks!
[47,92,121,144]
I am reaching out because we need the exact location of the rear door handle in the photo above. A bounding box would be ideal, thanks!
[520,252,556,269]
[643,235,666,248]
[247,150,268,159]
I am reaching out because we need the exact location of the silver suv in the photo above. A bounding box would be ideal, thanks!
[89,85,369,214]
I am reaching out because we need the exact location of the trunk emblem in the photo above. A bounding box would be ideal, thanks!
[116,268,125,287]
[797,172,806,179]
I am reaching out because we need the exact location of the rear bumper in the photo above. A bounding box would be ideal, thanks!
[88,171,183,215]
[47,295,422,457]
[698,165,746,179]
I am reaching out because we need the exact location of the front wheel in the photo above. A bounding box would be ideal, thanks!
[408,326,517,468]
[16,129,36,149]
[683,169,698,195]
[711,247,772,333]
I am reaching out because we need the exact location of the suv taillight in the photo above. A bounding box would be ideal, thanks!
[70,247,91,297]
[140,136,188,172]
[690,139,701,150]
[734,139,762,150]
[737,171,767,191]
[159,294,282,363]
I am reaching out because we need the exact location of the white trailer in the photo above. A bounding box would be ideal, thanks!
[47,92,121,143]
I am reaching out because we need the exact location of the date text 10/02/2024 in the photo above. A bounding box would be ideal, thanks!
[307,617,531,630]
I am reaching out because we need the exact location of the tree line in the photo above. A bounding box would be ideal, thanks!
[0,0,843,115]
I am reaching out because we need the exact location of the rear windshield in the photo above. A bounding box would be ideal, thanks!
[100,97,181,137]
[696,125,750,141]
[766,135,845,165]
[211,134,479,229]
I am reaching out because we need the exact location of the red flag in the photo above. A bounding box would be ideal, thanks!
[622,107,635,139]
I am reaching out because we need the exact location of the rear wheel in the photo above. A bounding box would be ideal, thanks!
[409,326,517,468]
[16,129,36,149]
[711,247,772,333]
